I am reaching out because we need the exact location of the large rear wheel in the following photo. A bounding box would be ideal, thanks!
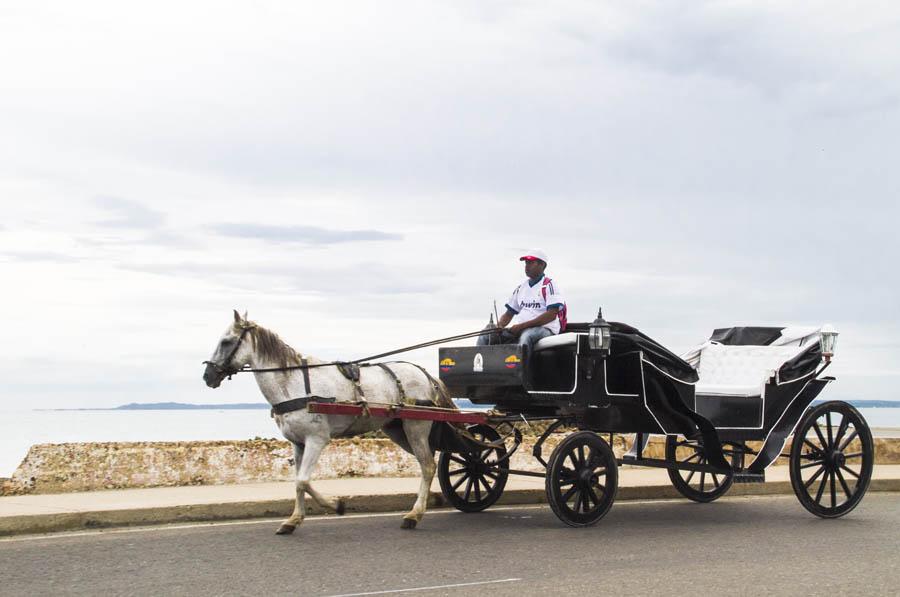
[789,401,873,518]
[438,424,509,512]
[546,431,618,527]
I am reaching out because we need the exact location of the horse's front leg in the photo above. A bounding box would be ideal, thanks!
[276,437,345,536]
[276,441,306,535]
[400,419,436,530]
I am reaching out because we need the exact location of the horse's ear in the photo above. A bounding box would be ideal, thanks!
[233,309,242,323]
[243,310,248,320]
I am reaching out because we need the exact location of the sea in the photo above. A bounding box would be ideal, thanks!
[1,407,899,478]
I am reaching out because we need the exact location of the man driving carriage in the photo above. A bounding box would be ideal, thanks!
[478,248,566,355]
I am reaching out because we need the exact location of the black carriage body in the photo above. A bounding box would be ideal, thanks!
[439,322,831,472]
[434,321,868,525]
[441,323,701,437]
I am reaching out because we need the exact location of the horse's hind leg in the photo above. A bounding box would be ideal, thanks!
[400,419,436,530]
[276,437,344,536]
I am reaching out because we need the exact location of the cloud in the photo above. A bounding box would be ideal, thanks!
[94,196,166,230]
[0,250,79,263]
[211,223,403,245]
[119,260,442,296]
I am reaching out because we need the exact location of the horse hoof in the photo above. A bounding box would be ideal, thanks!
[275,524,296,535]
[401,519,417,530]
[335,499,346,516]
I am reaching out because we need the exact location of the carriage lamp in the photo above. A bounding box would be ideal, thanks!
[819,324,838,362]
[589,307,612,356]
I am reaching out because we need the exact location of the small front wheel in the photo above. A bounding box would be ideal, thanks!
[438,424,509,512]
[666,436,734,503]
[546,431,618,527]
[790,401,874,518]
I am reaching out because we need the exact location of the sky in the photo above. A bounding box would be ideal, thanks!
[1,1,898,410]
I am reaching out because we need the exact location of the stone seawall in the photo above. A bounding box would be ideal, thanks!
[3,436,899,496]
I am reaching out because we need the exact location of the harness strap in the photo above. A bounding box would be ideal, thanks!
[407,363,452,409]
[376,363,407,403]
[334,362,365,400]
[300,358,311,395]
[270,395,334,416]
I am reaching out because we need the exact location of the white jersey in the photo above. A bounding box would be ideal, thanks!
[505,275,566,334]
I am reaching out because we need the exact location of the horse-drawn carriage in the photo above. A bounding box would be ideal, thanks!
[205,310,873,531]
[426,313,874,525]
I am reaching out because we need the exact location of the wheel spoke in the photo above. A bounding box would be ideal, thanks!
[561,484,579,503]
[473,477,482,502]
[814,473,827,504]
[833,415,850,449]
[803,438,823,453]
[451,473,470,492]
[829,470,837,509]
[477,475,493,493]
[684,469,697,485]
[842,452,864,459]
[463,477,474,501]
[804,465,826,489]
[567,453,579,470]
[449,455,468,466]
[584,488,594,513]
[570,488,582,511]
[711,474,720,489]
[484,470,499,481]
[835,468,853,499]
[801,460,825,469]
[838,429,859,452]
[557,478,576,488]
[679,452,702,464]
[587,486,600,507]
[839,464,860,479]
[813,421,829,450]
[699,470,707,492]
[825,412,834,447]
[577,445,586,466]
[447,468,467,476]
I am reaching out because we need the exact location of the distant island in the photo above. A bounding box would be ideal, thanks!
[45,398,898,411]
[115,402,269,410]
[813,400,900,408]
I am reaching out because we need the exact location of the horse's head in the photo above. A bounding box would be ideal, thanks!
[203,309,256,388]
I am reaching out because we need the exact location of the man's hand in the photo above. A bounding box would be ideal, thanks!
[507,323,524,336]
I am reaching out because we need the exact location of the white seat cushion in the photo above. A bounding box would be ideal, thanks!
[695,343,803,397]
[694,382,763,398]
[534,332,580,351]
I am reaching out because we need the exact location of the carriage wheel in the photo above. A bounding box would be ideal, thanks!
[665,436,734,503]
[546,431,618,527]
[438,424,509,513]
[789,401,874,518]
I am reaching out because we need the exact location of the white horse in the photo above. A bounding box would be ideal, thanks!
[202,310,455,533]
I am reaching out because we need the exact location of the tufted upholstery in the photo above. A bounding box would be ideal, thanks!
[695,343,803,397]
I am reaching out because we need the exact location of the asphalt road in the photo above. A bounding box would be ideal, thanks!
[1,494,898,597]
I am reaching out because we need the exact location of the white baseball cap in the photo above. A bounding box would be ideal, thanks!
[519,248,549,265]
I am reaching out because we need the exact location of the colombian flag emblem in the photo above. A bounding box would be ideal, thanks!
[504,355,521,369]
[440,358,456,372]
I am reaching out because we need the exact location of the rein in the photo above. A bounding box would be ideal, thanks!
[204,328,492,376]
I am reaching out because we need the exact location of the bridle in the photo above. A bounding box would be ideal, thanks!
[203,325,255,379]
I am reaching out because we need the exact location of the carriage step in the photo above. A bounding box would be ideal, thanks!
[733,472,765,484]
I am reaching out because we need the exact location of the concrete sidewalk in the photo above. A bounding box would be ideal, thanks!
[2,465,899,537]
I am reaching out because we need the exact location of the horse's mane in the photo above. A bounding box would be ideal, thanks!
[245,323,303,368]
